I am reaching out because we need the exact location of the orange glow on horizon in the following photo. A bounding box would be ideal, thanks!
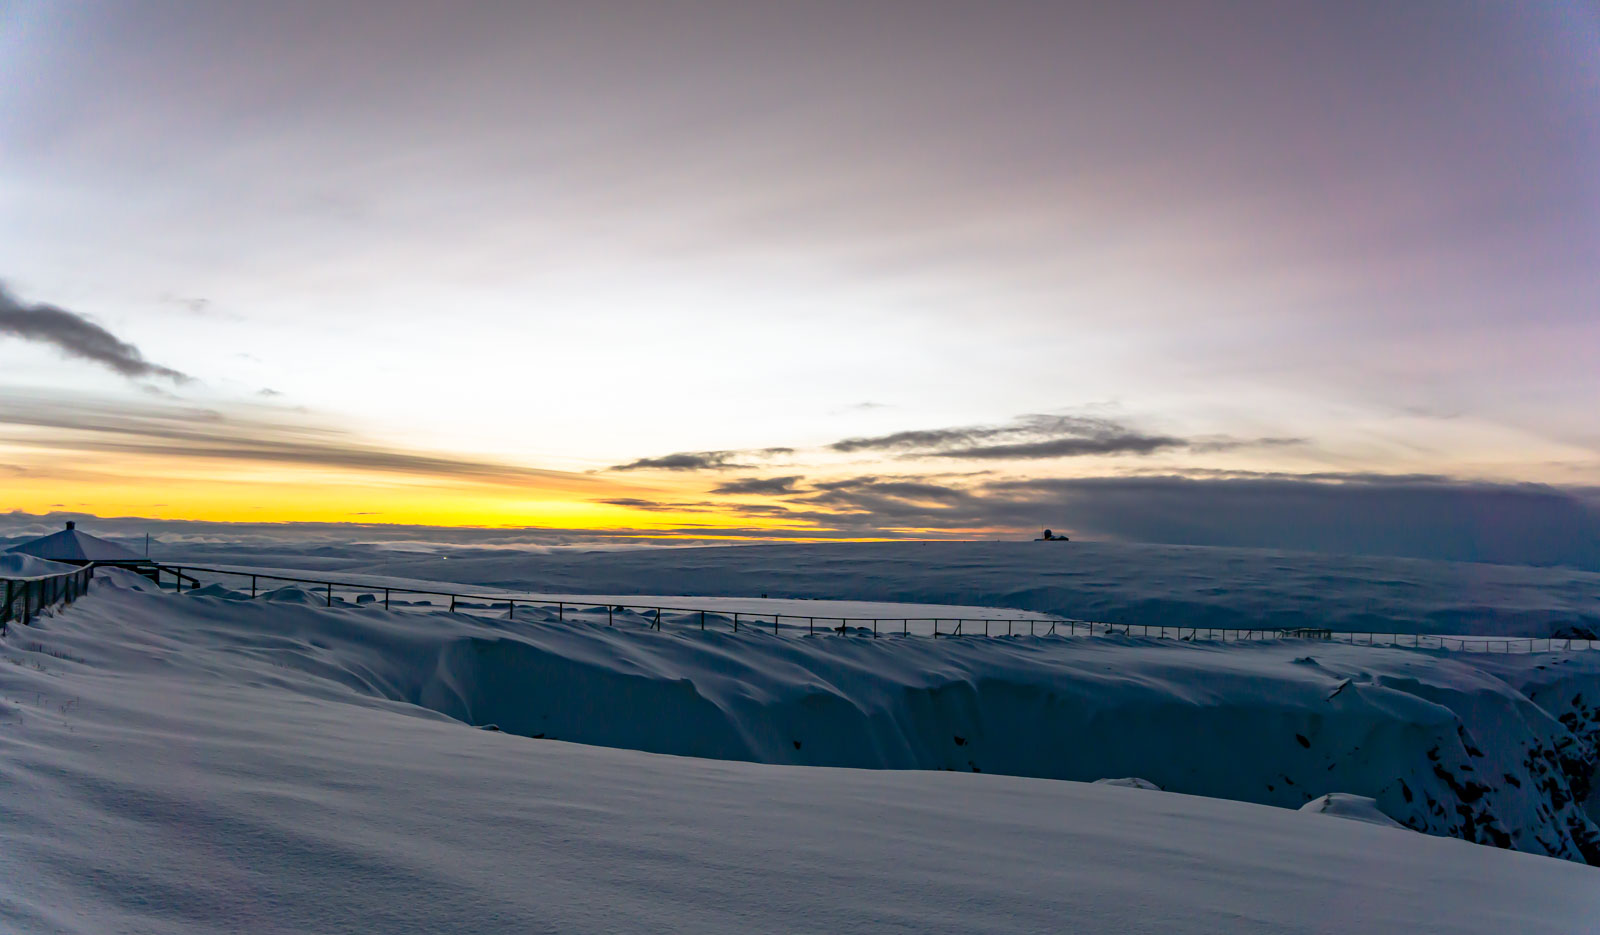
[0,448,956,536]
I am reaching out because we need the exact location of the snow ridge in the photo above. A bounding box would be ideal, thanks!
[62,578,1600,863]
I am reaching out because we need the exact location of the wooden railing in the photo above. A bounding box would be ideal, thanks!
[1,564,95,631]
[146,563,1597,652]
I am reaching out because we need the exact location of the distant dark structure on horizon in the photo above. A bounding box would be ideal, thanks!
[1035,528,1070,541]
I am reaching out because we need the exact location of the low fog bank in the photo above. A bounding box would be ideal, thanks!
[7,472,1600,573]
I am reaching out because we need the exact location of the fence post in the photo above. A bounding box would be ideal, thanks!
[700,610,705,631]
[251,575,257,598]
[384,589,390,610]
[508,600,515,620]
[3,579,11,626]
[23,580,32,625]
[608,606,613,626]
[449,594,456,613]
[774,615,779,635]
[654,608,661,630]
[559,602,565,621]
[733,613,739,633]
[326,584,333,607]
[808,617,814,635]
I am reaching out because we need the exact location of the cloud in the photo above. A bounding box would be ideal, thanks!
[0,392,601,489]
[8,472,1599,567]
[830,413,1306,461]
[829,414,1184,459]
[987,474,1600,569]
[779,475,992,530]
[830,401,892,414]
[593,496,798,518]
[0,282,190,383]
[936,435,1184,459]
[711,475,803,495]
[591,498,716,513]
[746,470,1600,569]
[610,447,794,472]
[1186,436,1307,454]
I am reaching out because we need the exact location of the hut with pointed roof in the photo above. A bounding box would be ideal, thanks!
[5,521,142,565]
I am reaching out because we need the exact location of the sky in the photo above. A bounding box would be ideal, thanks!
[2,1,1598,560]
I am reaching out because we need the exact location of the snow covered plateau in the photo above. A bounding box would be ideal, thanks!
[3,540,1600,931]
[167,539,1600,638]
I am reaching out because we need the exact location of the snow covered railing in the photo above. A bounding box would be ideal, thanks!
[137,564,1599,652]
[1094,624,1596,653]
[0,564,94,630]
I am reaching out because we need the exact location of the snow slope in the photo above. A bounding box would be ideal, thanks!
[1,577,1595,933]
[19,573,1600,862]
[0,553,79,577]
[276,540,1600,637]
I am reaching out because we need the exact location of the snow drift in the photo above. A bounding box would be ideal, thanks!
[46,575,1600,863]
[0,553,79,577]
[5,575,1599,932]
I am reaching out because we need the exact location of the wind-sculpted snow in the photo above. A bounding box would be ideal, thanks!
[0,552,79,577]
[5,578,1600,932]
[315,540,1600,637]
[46,575,1600,864]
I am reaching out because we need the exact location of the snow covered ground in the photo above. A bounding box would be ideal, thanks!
[162,539,1600,637]
[0,553,80,577]
[5,557,1598,932]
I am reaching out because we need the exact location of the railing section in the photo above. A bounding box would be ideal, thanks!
[1,564,95,630]
[142,563,1596,653]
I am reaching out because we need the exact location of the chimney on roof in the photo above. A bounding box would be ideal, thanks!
[66,521,75,530]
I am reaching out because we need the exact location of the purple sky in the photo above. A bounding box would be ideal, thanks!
[1,1,1597,555]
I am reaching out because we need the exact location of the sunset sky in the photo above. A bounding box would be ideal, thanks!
[2,2,1597,550]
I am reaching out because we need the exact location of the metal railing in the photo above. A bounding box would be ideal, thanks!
[1,564,95,631]
[150,564,1058,637]
[146,563,1597,652]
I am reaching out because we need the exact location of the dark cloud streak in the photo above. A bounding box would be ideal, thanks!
[610,447,794,472]
[0,282,190,383]
[828,413,1288,461]
[936,435,1183,459]
[0,393,596,488]
[711,475,803,495]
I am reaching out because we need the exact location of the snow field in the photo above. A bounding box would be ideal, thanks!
[309,540,1600,638]
[1,575,1597,932]
[42,571,1600,863]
